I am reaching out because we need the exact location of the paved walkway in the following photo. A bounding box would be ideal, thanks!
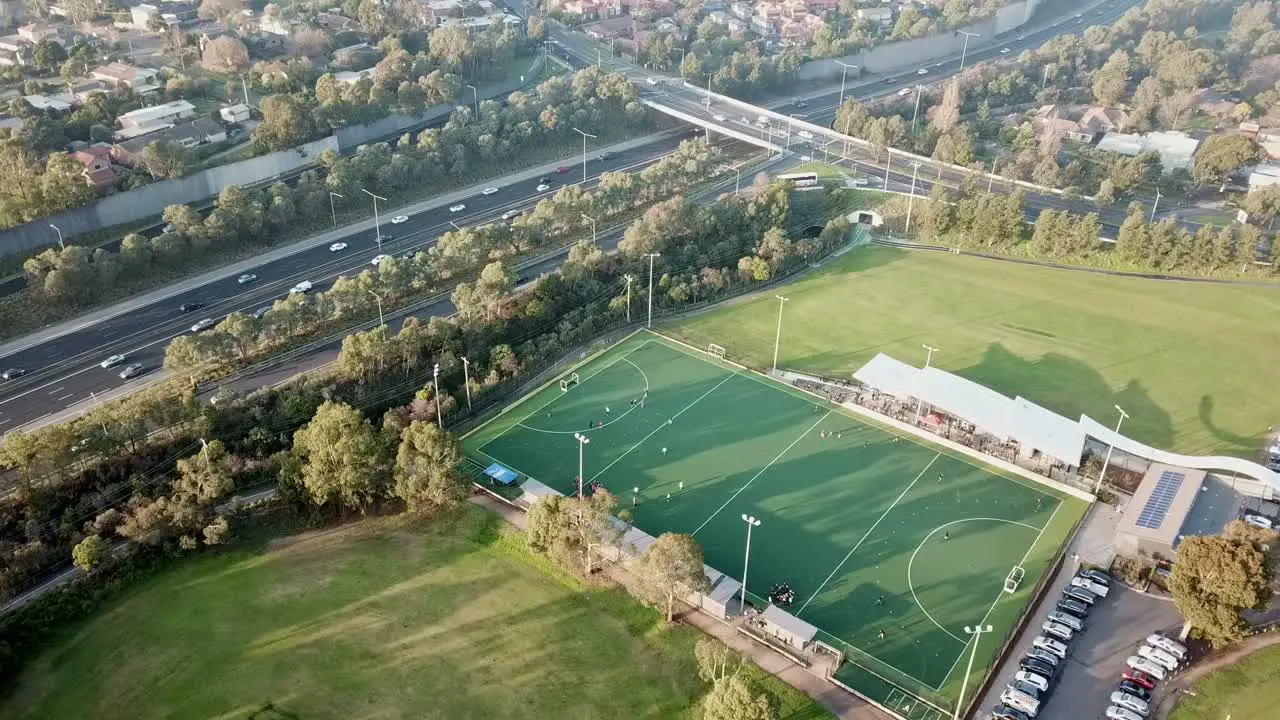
[468,494,890,720]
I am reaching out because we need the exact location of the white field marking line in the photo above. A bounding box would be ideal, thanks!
[905,517,1044,645]
[588,372,738,484]
[795,452,940,615]
[935,499,1064,691]
[478,340,653,452]
[514,357,652,434]
[691,409,832,536]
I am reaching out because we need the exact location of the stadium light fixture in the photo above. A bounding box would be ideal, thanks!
[575,433,591,499]
[740,514,761,615]
[954,624,993,720]
[1093,405,1129,495]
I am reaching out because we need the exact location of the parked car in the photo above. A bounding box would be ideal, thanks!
[449,204,466,213]
[1117,680,1151,701]
[1056,597,1090,617]
[118,363,146,380]
[1244,513,1273,529]
[1047,611,1083,632]
[1032,635,1068,659]
[237,273,257,284]
[999,687,1039,717]
[99,354,126,369]
[1014,671,1049,693]
[482,187,500,195]
[1078,568,1111,585]
[2,368,25,380]
[1145,634,1187,660]
[1070,576,1109,597]
[990,705,1029,720]
[190,318,216,333]
[1041,621,1073,642]
[1105,706,1144,720]
[1138,644,1179,672]
[178,302,203,313]
[290,281,313,294]
[1122,668,1157,689]
[1062,586,1098,605]
[1007,679,1042,700]
[371,254,391,266]
[1109,690,1149,716]
[1125,656,1166,681]
[390,215,409,224]
[1019,656,1057,678]
[329,242,348,252]
[1024,647,1060,668]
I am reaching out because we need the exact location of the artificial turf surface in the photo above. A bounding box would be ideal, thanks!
[1169,643,1280,720]
[0,510,829,720]
[668,244,1280,458]
[466,332,1085,708]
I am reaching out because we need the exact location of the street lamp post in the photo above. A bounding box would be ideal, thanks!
[1094,405,1129,494]
[432,363,442,428]
[368,290,384,326]
[905,161,922,233]
[673,47,686,77]
[1149,187,1162,223]
[645,252,660,327]
[572,127,596,184]
[771,295,788,371]
[785,113,806,152]
[740,514,761,615]
[624,274,634,322]
[48,223,64,249]
[361,188,387,247]
[885,147,892,187]
[465,84,479,116]
[704,72,713,110]
[957,31,980,71]
[582,214,597,245]
[461,356,472,410]
[328,192,343,227]
[910,85,923,136]
[913,344,939,424]
[575,432,590,498]
[734,164,743,195]
[955,624,993,720]
[835,61,857,107]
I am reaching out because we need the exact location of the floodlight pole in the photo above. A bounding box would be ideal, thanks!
[1150,187,1161,223]
[49,223,64,249]
[582,214,597,245]
[905,161,922,233]
[957,31,980,71]
[624,274,634,323]
[835,61,857,107]
[432,363,442,428]
[646,252,660,327]
[740,514,761,615]
[368,290,383,326]
[1094,405,1129,495]
[771,295,788,371]
[362,188,387,247]
[573,127,596,184]
[328,192,343,227]
[914,344,939,424]
[575,432,591,498]
[955,624,993,720]
[461,356,472,410]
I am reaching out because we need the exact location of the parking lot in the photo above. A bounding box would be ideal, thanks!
[973,504,1184,720]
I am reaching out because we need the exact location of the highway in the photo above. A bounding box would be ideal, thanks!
[0,0,1176,433]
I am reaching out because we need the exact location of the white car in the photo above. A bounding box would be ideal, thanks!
[797,130,814,139]
[646,76,659,86]
[190,318,216,333]
[482,187,500,195]
[1070,576,1109,598]
[237,273,257,284]
[1032,635,1067,659]
[1138,644,1179,671]
[1125,656,1166,680]
[536,183,551,192]
[329,242,348,252]
[1105,706,1144,720]
[713,114,727,121]
[390,215,409,224]
[449,203,466,213]
[852,178,869,186]
[1146,634,1187,659]
[501,209,523,221]
[897,87,912,97]
[1244,513,1273,529]
[99,354,126,369]
[371,254,391,266]
[916,68,928,75]
[1109,691,1149,716]
[290,280,313,294]
[1041,621,1073,642]
[1001,47,1012,54]
[1014,670,1049,693]
[999,687,1039,717]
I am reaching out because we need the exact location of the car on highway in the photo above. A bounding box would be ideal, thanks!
[237,273,257,284]
[916,68,928,75]
[449,204,466,213]
[1001,47,1012,54]
[597,151,617,161]
[391,215,409,224]
[852,177,869,186]
[329,242,348,252]
[118,363,147,380]
[190,318,216,333]
[1014,670,1049,693]
[290,280,313,294]
[252,306,271,319]
[1125,656,1166,681]
[1110,690,1149,716]
[897,87,912,97]
[797,130,814,139]
[1117,680,1151,701]
[1105,706,1144,720]
[1122,668,1157,690]
[371,254,391,266]
[883,77,896,83]
[1,368,24,380]
[482,186,500,195]
[646,76,659,85]
[990,704,1029,720]
[536,183,551,192]
[555,166,570,174]
[178,302,203,313]
[99,354,127,369]
[712,114,727,121]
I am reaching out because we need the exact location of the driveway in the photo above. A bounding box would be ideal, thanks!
[971,504,1184,719]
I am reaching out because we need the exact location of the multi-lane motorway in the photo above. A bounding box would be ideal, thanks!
[0,0,1166,433]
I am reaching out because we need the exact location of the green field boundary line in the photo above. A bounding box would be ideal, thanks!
[830,671,950,720]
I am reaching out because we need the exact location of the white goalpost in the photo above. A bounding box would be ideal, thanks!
[559,373,580,392]
[708,343,727,360]
[1004,566,1025,594]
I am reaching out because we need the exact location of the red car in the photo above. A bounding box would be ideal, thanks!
[556,166,570,174]
[1122,668,1157,690]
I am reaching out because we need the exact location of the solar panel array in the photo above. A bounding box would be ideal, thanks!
[1135,470,1186,529]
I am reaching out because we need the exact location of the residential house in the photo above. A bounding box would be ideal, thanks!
[1030,105,1092,143]
[115,100,197,140]
[414,0,500,28]
[71,145,123,192]
[1248,162,1280,193]
[111,116,227,166]
[131,2,198,29]
[259,10,292,35]
[23,93,75,111]
[856,7,893,24]
[17,24,61,45]
[91,62,160,93]
[220,103,251,123]
[1256,128,1280,161]
[1096,130,1200,172]
[333,68,376,84]
[1077,106,1127,137]
[316,12,357,31]
[331,42,380,68]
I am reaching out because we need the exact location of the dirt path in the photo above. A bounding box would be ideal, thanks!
[1152,631,1280,719]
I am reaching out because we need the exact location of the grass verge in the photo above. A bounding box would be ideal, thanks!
[1169,643,1280,720]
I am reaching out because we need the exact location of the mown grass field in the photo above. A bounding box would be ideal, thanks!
[1170,644,1280,720]
[668,245,1280,458]
[0,510,829,720]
